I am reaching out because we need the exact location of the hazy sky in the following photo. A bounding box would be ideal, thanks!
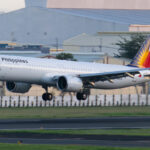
[0,0,25,12]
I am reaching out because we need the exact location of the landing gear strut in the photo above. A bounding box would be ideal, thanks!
[42,86,53,101]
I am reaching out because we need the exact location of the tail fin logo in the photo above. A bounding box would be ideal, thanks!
[130,37,150,68]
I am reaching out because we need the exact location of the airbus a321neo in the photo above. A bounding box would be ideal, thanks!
[1,37,150,101]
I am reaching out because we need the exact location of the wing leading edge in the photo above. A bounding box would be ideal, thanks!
[78,68,150,82]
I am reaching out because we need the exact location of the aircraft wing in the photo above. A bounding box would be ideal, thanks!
[78,68,150,82]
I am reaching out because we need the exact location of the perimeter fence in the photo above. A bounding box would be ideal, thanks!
[0,94,149,108]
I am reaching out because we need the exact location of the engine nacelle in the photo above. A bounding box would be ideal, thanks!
[57,76,83,92]
[6,82,31,93]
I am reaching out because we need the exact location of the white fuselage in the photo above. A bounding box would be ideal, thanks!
[0,55,149,90]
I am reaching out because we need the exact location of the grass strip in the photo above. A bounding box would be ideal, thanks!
[0,143,150,150]
[2,129,150,136]
[0,106,150,119]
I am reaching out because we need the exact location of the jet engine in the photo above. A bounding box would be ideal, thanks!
[57,76,83,92]
[6,81,31,93]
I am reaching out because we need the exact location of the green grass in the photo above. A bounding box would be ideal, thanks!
[0,144,150,150]
[2,128,150,136]
[0,106,150,119]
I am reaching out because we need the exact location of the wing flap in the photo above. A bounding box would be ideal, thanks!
[79,68,149,82]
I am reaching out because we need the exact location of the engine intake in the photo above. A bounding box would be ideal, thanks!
[57,76,83,92]
[6,82,31,93]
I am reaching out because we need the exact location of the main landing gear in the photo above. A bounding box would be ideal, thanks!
[76,89,90,100]
[42,93,53,101]
[42,86,53,101]
[42,86,89,101]
[76,92,88,100]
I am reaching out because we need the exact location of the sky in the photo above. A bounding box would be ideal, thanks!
[0,0,25,12]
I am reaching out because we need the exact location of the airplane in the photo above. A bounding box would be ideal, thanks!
[1,37,150,101]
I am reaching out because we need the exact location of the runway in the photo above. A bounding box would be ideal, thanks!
[1,131,150,147]
[1,117,150,147]
[0,116,150,130]
[1,137,150,147]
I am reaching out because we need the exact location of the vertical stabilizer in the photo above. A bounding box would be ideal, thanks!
[129,36,150,68]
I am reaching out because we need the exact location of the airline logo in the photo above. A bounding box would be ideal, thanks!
[130,37,150,68]
[1,57,28,64]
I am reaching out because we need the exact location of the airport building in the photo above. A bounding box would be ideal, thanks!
[63,32,150,57]
[0,0,150,47]
[46,0,150,10]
